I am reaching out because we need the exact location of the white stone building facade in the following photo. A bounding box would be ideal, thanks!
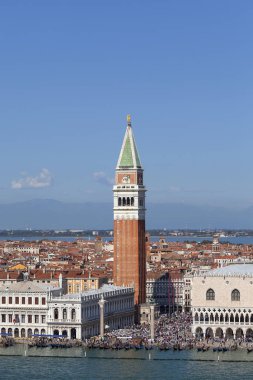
[0,282,61,338]
[48,285,134,340]
[191,264,253,339]
[0,282,134,340]
[146,273,184,313]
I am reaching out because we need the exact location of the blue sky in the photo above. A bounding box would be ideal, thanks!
[1,0,253,208]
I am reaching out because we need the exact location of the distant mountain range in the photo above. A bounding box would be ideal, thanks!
[0,199,253,229]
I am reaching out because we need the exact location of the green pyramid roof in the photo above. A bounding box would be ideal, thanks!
[117,123,142,169]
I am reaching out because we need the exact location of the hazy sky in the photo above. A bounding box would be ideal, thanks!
[1,0,253,208]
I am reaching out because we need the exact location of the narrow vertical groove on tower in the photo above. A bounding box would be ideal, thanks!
[113,116,146,305]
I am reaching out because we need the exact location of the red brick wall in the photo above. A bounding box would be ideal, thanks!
[114,219,146,305]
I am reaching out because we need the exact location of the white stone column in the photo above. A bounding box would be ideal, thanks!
[150,304,155,341]
[99,297,106,338]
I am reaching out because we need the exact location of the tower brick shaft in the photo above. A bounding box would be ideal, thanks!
[113,116,146,305]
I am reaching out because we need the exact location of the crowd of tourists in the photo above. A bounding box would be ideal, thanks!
[86,312,253,351]
[86,312,196,349]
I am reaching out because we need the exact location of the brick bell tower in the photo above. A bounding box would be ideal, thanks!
[113,115,146,306]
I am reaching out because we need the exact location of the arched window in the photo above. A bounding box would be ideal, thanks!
[54,308,58,320]
[131,197,134,206]
[71,309,76,321]
[127,197,130,206]
[118,198,121,206]
[123,198,126,206]
[231,289,240,301]
[63,309,67,320]
[206,288,215,300]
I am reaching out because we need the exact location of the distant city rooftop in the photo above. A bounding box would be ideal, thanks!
[0,281,60,293]
[54,284,134,301]
[202,263,253,277]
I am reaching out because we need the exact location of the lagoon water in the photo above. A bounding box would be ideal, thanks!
[2,345,253,380]
[1,235,253,245]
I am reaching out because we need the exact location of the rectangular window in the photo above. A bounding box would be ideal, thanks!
[41,315,46,324]
[2,314,6,323]
[28,315,32,323]
[21,315,25,323]
[34,315,39,323]
[8,314,12,323]
[22,297,25,304]
[2,297,6,304]
[35,297,39,305]
[28,297,32,305]
[9,297,12,304]
[15,297,19,304]
[42,297,46,305]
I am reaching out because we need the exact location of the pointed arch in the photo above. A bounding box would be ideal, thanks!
[206,288,215,300]
[231,289,240,301]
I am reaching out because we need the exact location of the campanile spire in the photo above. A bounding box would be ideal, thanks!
[113,117,146,306]
[116,116,142,170]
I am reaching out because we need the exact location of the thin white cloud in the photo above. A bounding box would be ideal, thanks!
[11,168,53,189]
[93,171,114,187]
[168,185,181,193]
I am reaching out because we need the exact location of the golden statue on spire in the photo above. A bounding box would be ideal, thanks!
[127,114,131,124]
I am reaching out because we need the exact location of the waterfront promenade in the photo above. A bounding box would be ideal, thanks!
[2,312,252,353]
[85,313,253,352]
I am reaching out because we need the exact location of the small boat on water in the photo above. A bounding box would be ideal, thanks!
[36,342,48,348]
[124,344,131,350]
